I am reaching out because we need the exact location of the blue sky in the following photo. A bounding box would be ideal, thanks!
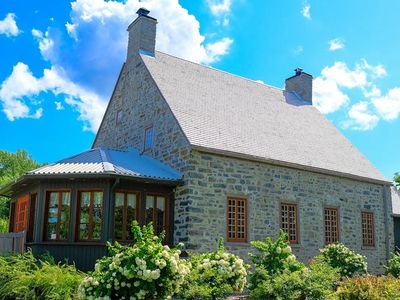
[0,0,399,180]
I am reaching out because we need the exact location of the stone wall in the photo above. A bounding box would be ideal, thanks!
[92,52,393,274]
[184,149,393,274]
[93,54,192,245]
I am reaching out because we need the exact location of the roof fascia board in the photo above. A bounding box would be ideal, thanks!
[92,63,126,148]
[192,145,392,186]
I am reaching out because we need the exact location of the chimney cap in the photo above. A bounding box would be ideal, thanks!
[137,8,150,16]
[294,67,303,76]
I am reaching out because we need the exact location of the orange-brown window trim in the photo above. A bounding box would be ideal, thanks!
[113,191,140,242]
[43,190,71,241]
[361,211,375,246]
[76,190,104,241]
[281,203,299,244]
[324,207,339,244]
[145,193,170,243]
[227,197,247,243]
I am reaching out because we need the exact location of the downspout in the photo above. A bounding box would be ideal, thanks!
[383,185,391,260]
[109,178,120,241]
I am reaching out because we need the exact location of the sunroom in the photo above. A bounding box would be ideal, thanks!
[0,148,182,270]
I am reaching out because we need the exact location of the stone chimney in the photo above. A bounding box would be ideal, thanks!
[285,68,313,104]
[126,8,157,60]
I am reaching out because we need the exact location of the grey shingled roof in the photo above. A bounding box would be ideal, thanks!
[392,187,400,216]
[29,148,182,182]
[141,51,388,183]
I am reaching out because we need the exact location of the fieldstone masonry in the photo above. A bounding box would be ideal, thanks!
[94,50,393,273]
[93,12,394,274]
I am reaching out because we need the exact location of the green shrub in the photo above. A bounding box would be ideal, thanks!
[0,218,8,233]
[0,251,84,299]
[302,260,340,300]
[80,221,190,300]
[177,238,248,300]
[248,261,339,300]
[318,243,367,277]
[248,231,304,293]
[334,276,400,299]
[385,252,400,278]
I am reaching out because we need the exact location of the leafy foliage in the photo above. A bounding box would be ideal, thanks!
[385,252,400,278]
[395,172,400,190]
[248,232,339,299]
[178,238,248,300]
[0,149,44,219]
[317,243,367,277]
[79,221,190,300]
[333,276,400,300]
[0,251,84,299]
[248,231,304,293]
[0,217,8,233]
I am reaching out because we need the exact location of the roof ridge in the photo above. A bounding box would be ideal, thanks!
[152,50,284,93]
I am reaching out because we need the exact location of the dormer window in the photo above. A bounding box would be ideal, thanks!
[144,126,154,150]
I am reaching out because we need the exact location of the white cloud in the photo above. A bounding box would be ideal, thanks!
[66,0,232,65]
[55,101,64,110]
[0,62,106,131]
[313,60,385,114]
[320,62,367,88]
[372,88,400,121]
[313,77,349,114]
[301,3,311,20]
[0,13,20,37]
[204,37,233,63]
[342,102,379,130]
[360,59,387,78]
[329,38,344,51]
[32,29,55,60]
[206,0,232,16]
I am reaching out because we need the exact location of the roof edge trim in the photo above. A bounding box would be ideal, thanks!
[192,145,392,185]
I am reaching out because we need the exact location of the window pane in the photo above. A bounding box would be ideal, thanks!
[155,196,165,235]
[93,192,103,240]
[145,196,154,226]
[114,193,124,240]
[145,127,154,149]
[80,223,89,240]
[59,192,71,240]
[126,193,137,240]
[80,192,90,224]
[47,192,59,240]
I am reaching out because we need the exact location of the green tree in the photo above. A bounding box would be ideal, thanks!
[0,149,43,219]
[395,172,400,190]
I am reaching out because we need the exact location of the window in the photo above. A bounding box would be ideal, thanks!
[77,191,103,241]
[281,203,298,244]
[144,126,154,150]
[116,110,123,125]
[227,197,247,242]
[44,191,71,240]
[114,191,139,241]
[324,208,339,244]
[362,212,375,246]
[145,194,168,236]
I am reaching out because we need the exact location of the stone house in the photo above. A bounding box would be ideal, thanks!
[1,9,394,273]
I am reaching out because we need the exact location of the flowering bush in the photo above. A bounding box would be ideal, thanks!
[177,238,247,299]
[248,231,305,299]
[385,252,400,278]
[317,243,367,277]
[79,221,190,300]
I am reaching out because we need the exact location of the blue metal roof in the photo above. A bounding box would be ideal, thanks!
[29,148,182,182]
